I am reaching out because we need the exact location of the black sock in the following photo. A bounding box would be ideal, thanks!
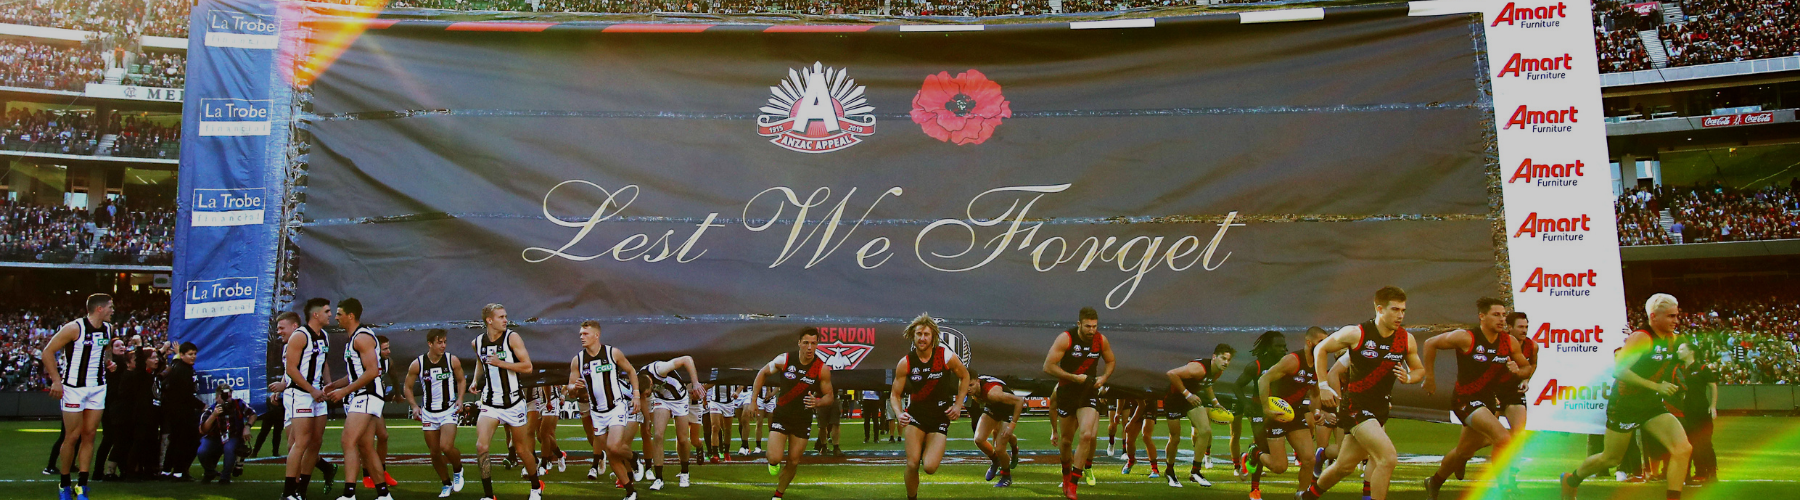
[1566,471,1585,488]
[453,464,463,474]
[529,476,540,490]
[285,477,297,497]
[681,462,689,474]
[442,479,451,486]
[60,474,71,488]
[1250,463,1262,490]
[376,481,388,496]
[342,484,355,498]
[301,474,313,493]
[481,477,493,497]
[1667,490,1681,500]
[1301,484,1324,500]
[1072,467,1084,479]
[655,465,664,479]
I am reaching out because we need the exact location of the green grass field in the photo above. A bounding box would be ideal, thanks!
[3,415,1796,500]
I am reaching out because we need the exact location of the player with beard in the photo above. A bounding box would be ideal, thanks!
[1421,297,1533,499]
[282,299,336,500]
[1043,307,1115,500]
[1236,331,1288,500]
[1302,286,1424,500]
[1501,311,1536,438]
[1254,327,1329,498]
[326,298,391,500]
[972,374,1024,488]
[1160,343,1235,488]
[751,328,836,500]
[1562,294,1692,500]
[889,314,970,500]
[468,304,540,500]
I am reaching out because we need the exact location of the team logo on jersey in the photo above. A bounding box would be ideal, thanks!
[1365,340,1377,349]
[756,62,876,153]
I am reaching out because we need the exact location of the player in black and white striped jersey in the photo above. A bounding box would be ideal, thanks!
[327,298,391,500]
[706,383,740,462]
[405,329,467,498]
[41,293,114,500]
[569,321,641,500]
[467,304,540,500]
[283,299,337,500]
[641,355,705,490]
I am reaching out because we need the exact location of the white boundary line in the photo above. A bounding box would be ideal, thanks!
[1239,8,1326,24]
[1070,19,1155,30]
[899,25,984,32]
[1407,0,1486,16]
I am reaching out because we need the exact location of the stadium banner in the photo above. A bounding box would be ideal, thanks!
[171,0,289,411]
[83,83,185,103]
[231,1,1618,426]
[1484,0,1627,434]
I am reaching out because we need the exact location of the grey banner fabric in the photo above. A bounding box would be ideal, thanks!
[295,8,1498,415]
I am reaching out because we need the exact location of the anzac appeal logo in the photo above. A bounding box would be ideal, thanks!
[757,62,876,153]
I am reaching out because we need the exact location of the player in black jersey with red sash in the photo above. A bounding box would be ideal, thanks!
[972,374,1024,487]
[888,314,970,500]
[1501,311,1537,435]
[1042,307,1115,500]
[1303,286,1424,500]
[1420,297,1533,499]
[750,328,835,500]
[1562,294,1693,500]
[1251,327,1328,498]
[1160,343,1235,488]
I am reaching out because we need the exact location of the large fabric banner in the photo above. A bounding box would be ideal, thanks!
[159,1,1633,431]
[283,5,1510,420]
[172,0,289,411]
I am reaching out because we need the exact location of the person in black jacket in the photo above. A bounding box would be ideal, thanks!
[130,348,164,479]
[162,343,201,480]
[95,345,133,480]
[1679,343,1717,484]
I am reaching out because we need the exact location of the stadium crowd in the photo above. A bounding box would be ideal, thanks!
[108,114,181,159]
[0,40,108,92]
[0,290,171,392]
[144,0,198,39]
[0,108,103,155]
[0,199,176,265]
[1617,186,1679,246]
[1661,0,1800,67]
[0,0,147,39]
[1615,181,1800,246]
[122,51,185,89]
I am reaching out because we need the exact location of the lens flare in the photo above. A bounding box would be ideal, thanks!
[285,0,392,88]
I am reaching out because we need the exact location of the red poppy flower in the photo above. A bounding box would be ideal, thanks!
[910,69,1012,146]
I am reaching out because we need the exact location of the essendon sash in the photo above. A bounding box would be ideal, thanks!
[777,351,824,407]
[907,346,949,414]
[1347,322,1408,394]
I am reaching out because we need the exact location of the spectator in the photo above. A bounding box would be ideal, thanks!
[162,342,201,481]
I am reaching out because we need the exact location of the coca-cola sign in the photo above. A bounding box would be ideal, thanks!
[1702,111,1776,128]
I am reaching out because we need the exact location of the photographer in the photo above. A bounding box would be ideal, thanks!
[197,382,256,485]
